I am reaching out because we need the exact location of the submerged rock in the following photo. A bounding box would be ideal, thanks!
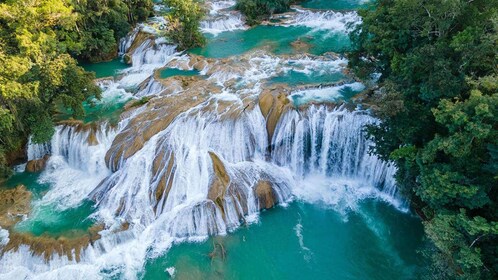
[291,39,312,53]
[0,185,32,228]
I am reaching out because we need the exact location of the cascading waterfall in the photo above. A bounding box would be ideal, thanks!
[32,123,117,209]
[201,0,246,35]
[1,101,404,279]
[279,7,361,33]
[0,3,407,278]
[272,105,403,210]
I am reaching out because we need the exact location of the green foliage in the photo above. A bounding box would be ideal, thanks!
[235,0,297,25]
[72,0,154,62]
[164,0,206,50]
[349,0,498,278]
[0,0,154,179]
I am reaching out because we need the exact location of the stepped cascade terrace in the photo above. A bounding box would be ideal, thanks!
[4,0,494,279]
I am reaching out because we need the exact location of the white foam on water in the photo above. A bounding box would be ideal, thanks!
[272,106,405,211]
[281,8,361,35]
[289,82,365,105]
[165,266,176,278]
[201,0,246,35]
[201,15,246,35]
[0,227,9,247]
[294,217,312,262]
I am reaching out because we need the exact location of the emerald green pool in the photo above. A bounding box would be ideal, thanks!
[191,25,351,58]
[159,68,200,79]
[140,201,424,280]
[80,59,130,79]
[302,0,372,10]
[14,200,96,238]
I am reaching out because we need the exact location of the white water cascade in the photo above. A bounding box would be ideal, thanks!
[272,106,401,209]
[0,3,404,278]
[201,0,247,35]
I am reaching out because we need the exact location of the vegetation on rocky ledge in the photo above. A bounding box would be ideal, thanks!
[349,0,498,278]
[164,0,206,50]
[235,0,301,25]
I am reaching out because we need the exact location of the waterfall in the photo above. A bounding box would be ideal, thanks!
[0,4,405,276]
[279,8,361,33]
[27,137,51,161]
[272,105,403,210]
[33,123,116,209]
[201,15,246,35]
[201,0,247,35]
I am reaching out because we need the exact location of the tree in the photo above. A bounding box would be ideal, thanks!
[235,0,298,25]
[71,0,154,62]
[349,0,498,278]
[0,0,100,178]
[164,0,206,50]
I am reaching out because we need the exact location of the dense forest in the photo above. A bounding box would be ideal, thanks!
[0,0,154,179]
[349,0,497,278]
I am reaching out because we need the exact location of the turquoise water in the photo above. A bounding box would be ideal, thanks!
[159,68,200,79]
[191,25,351,58]
[4,171,97,238]
[303,0,372,10]
[14,200,96,238]
[80,59,130,79]
[3,171,49,198]
[140,201,424,280]
[270,70,344,86]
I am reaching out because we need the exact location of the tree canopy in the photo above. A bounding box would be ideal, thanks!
[349,0,498,278]
[236,0,298,25]
[0,0,153,179]
[164,0,206,50]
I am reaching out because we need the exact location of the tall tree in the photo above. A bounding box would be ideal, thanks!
[164,0,205,50]
[349,0,498,278]
[0,0,100,177]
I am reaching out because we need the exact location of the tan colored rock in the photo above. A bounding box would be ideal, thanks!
[0,185,32,228]
[2,223,104,262]
[255,181,277,210]
[259,86,292,142]
[105,79,218,171]
[25,155,50,173]
[207,152,230,207]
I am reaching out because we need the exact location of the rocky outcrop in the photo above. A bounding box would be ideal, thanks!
[123,31,155,65]
[58,120,101,146]
[259,85,292,142]
[255,181,277,210]
[291,39,312,53]
[1,224,104,262]
[207,152,231,207]
[152,150,176,213]
[105,79,218,171]
[0,185,32,228]
[25,155,50,173]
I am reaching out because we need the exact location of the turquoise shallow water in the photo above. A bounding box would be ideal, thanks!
[159,68,200,79]
[3,171,97,238]
[80,59,130,79]
[14,200,96,238]
[191,25,351,58]
[302,0,372,10]
[140,201,424,280]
